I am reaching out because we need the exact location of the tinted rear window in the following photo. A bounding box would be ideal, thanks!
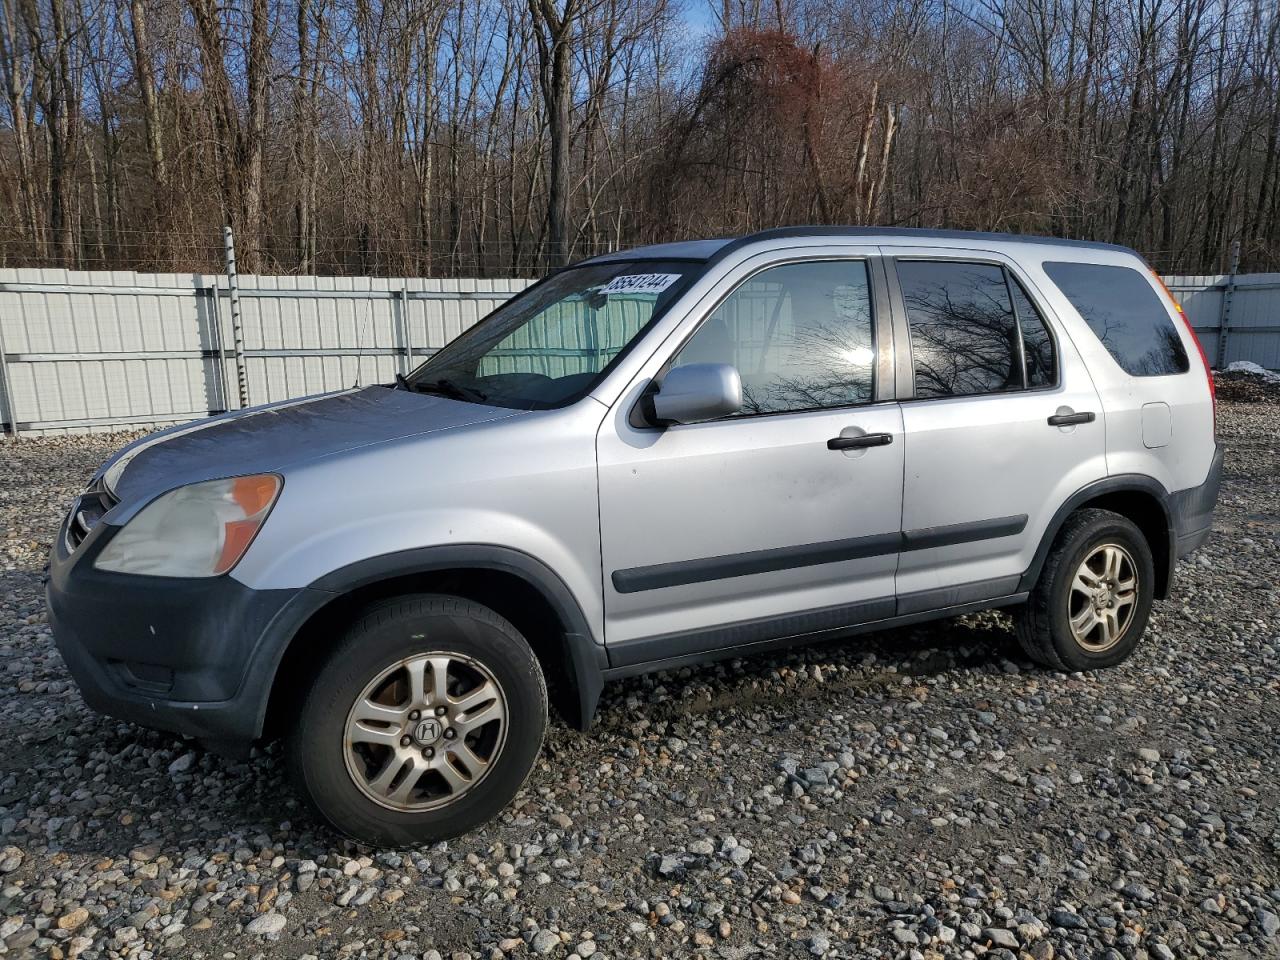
[1042,262,1189,376]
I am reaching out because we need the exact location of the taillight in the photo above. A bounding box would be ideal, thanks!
[1152,271,1215,434]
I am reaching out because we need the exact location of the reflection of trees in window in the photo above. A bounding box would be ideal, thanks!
[1083,311,1183,376]
[742,309,874,413]
[1008,281,1056,388]
[679,262,876,415]
[1042,262,1189,377]
[899,262,1022,398]
[1130,326,1189,376]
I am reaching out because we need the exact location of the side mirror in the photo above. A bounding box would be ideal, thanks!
[650,363,743,425]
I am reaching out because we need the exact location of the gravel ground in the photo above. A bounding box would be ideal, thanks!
[1,394,1278,960]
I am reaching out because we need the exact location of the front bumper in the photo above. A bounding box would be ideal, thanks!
[47,508,319,743]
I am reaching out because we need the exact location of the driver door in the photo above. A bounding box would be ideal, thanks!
[596,253,905,666]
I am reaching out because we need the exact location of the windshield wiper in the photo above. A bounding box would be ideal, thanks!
[413,377,488,402]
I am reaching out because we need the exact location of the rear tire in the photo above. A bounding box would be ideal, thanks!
[1014,508,1155,671]
[289,594,547,845]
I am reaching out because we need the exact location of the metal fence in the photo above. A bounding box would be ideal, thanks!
[0,270,533,436]
[1163,272,1280,371]
[1,267,1277,437]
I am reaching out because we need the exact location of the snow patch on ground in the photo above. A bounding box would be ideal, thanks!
[1224,360,1280,382]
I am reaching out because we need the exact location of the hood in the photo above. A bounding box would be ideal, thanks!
[99,386,524,509]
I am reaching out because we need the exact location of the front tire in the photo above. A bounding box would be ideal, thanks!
[1014,508,1155,671]
[289,594,547,845]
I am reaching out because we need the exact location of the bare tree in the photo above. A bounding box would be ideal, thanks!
[1,0,1277,275]
[188,0,271,270]
[528,0,579,267]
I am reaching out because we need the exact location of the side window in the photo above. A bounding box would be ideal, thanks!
[1042,262,1189,376]
[1009,278,1057,388]
[897,260,1023,398]
[673,260,875,415]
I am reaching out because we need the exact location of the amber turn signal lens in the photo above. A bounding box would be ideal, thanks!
[231,474,281,516]
[215,475,282,574]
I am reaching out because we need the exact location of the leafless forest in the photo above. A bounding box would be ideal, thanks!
[1,0,1278,277]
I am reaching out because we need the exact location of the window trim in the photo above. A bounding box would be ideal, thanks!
[1004,269,1060,391]
[887,254,1062,403]
[631,253,895,428]
[1000,267,1033,390]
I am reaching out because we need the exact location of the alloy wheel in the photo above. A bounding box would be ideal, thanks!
[342,652,508,811]
[1067,542,1139,652]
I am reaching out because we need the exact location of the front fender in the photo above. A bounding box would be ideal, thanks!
[241,544,608,737]
[229,405,607,641]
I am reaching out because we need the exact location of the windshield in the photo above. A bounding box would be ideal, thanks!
[403,260,698,409]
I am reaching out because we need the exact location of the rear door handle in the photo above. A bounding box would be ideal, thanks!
[1047,411,1095,426]
[827,433,893,450]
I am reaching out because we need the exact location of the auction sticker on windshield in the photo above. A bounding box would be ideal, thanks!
[597,273,682,296]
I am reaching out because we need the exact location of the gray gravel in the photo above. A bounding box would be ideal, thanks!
[1,395,1278,959]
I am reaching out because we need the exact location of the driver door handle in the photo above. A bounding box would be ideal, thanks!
[827,433,893,450]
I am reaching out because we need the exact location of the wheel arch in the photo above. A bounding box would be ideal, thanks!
[257,546,607,740]
[1020,476,1176,600]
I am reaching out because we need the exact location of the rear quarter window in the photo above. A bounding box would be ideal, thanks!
[1042,262,1189,376]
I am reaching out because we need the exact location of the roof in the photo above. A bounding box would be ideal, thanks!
[579,239,733,263]
[579,226,1135,265]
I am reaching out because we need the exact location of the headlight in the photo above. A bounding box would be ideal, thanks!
[94,475,281,577]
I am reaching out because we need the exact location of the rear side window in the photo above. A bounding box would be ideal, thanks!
[897,260,1024,398]
[1043,262,1189,376]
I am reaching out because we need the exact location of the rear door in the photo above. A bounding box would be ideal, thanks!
[596,252,906,664]
[888,251,1108,612]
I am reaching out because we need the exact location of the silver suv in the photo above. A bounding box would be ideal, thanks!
[48,228,1222,844]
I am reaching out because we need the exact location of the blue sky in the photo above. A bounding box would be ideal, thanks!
[683,0,721,42]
